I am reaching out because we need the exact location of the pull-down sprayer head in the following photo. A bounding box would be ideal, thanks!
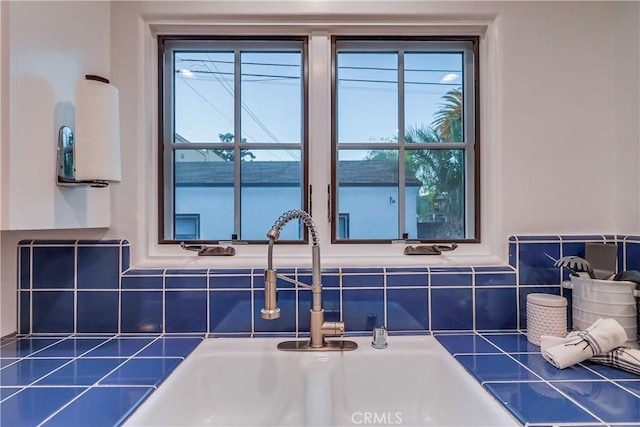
[260,210,356,351]
[261,210,320,320]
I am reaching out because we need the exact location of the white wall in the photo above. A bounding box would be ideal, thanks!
[2,1,112,231]
[0,1,111,336]
[107,1,636,261]
[498,2,617,235]
[1,1,639,336]
[612,2,640,234]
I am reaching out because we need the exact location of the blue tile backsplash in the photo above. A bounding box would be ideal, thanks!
[14,235,640,336]
[6,235,640,426]
[17,239,520,335]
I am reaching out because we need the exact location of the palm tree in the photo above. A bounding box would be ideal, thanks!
[405,88,464,237]
[432,88,462,142]
[406,126,464,238]
[363,87,465,238]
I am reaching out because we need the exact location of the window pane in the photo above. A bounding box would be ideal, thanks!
[175,214,200,240]
[174,149,235,240]
[241,52,302,143]
[405,149,465,239]
[338,214,350,239]
[337,53,398,143]
[405,53,464,143]
[337,150,399,239]
[174,52,235,143]
[240,150,302,240]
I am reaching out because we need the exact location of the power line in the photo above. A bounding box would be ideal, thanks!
[187,74,452,96]
[183,69,300,80]
[204,58,281,144]
[177,75,269,152]
[176,79,291,162]
[339,77,458,86]
[177,77,233,126]
[202,55,300,161]
[178,60,298,161]
[176,57,461,74]
[177,69,461,87]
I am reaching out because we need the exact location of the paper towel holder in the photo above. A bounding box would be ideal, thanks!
[56,74,118,189]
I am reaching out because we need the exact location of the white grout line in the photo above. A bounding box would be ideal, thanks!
[73,243,78,335]
[35,335,164,426]
[118,242,124,335]
[338,271,344,325]
[16,244,125,249]
[17,248,22,334]
[527,423,636,427]
[0,384,154,389]
[206,269,211,336]
[250,273,255,337]
[29,242,34,335]
[0,336,108,404]
[294,270,299,338]
[576,362,640,399]
[382,268,388,328]
[427,270,432,333]
[469,331,607,425]
[515,241,521,330]
[162,269,167,334]
[471,269,476,330]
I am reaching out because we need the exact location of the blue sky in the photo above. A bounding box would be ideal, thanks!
[173,49,463,161]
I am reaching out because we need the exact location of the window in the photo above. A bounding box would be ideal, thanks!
[332,37,478,242]
[160,38,308,243]
[338,213,350,239]
[159,34,479,246]
[175,214,200,240]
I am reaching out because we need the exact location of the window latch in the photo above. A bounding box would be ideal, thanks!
[180,242,235,256]
[404,243,458,256]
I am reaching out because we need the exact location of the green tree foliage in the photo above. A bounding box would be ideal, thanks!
[406,128,464,238]
[214,133,256,161]
[365,87,464,238]
[432,88,463,142]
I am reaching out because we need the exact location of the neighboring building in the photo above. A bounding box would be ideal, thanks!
[174,160,422,240]
[174,134,225,162]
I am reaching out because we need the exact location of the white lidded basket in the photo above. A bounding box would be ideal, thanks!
[526,293,568,346]
[565,276,639,343]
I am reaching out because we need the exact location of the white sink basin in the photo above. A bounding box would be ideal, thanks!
[124,336,517,426]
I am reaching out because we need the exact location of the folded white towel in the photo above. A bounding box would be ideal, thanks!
[590,347,640,376]
[540,333,578,351]
[541,318,628,369]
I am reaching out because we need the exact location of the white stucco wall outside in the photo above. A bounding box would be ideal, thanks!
[176,186,420,240]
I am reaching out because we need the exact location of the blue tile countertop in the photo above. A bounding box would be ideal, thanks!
[0,335,202,426]
[3,332,640,426]
[435,332,640,426]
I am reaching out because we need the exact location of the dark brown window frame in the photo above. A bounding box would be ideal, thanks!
[157,35,310,245]
[330,35,481,244]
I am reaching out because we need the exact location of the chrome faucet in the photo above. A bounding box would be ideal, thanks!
[262,209,357,352]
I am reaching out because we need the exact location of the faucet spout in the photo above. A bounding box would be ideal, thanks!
[261,268,280,320]
[262,209,357,352]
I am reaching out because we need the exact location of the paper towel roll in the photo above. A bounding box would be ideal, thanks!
[74,78,121,182]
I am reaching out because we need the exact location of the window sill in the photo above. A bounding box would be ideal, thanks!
[134,241,503,269]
